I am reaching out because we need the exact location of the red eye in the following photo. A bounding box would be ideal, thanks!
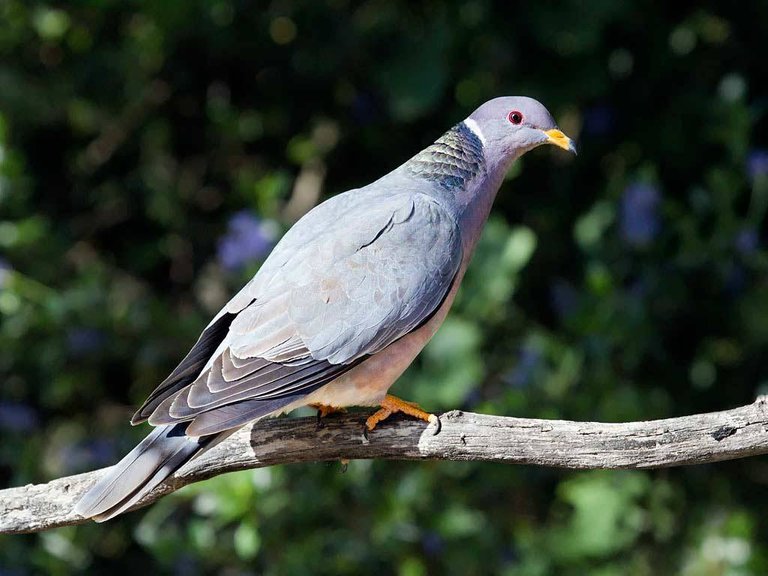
[508,111,524,125]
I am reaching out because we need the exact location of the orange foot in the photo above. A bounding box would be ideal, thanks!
[310,404,346,429]
[365,394,441,435]
[310,403,346,418]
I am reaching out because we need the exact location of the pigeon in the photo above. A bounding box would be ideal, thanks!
[74,96,576,521]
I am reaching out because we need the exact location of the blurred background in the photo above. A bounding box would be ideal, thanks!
[1,0,768,574]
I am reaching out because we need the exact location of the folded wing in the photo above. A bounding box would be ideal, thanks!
[132,191,462,436]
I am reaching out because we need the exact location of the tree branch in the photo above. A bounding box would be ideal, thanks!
[3,398,768,535]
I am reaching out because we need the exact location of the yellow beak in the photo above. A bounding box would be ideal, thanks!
[544,129,577,154]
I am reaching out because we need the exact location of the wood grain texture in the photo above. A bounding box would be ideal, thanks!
[3,398,768,535]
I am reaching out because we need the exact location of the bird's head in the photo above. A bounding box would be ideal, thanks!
[465,96,576,168]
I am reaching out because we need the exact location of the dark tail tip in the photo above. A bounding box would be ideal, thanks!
[74,423,205,522]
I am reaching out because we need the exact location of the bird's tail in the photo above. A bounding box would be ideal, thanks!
[74,423,219,522]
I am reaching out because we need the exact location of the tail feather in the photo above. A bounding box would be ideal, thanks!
[74,423,216,522]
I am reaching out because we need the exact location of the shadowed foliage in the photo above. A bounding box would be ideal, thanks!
[1,1,768,574]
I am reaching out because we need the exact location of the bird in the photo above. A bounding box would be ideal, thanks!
[74,96,576,521]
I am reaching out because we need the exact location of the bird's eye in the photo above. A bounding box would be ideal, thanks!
[508,111,524,125]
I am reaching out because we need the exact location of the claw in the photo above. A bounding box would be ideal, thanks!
[311,404,345,430]
[365,394,439,434]
[428,413,441,435]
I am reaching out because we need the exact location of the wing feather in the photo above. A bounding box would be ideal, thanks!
[134,190,462,433]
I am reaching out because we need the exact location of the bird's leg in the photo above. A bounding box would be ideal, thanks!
[311,404,346,418]
[310,404,346,429]
[365,395,441,434]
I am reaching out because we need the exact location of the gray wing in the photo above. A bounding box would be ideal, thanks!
[133,191,462,436]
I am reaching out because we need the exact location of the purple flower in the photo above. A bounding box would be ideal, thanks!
[0,402,39,432]
[735,227,759,256]
[461,389,482,409]
[67,327,106,356]
[620,183,660,247]
[502,546,520,564]
[352,92,380,124]
[0,258,11,289]
[747,149,768,182]
[217,211,276,271]
[82,439,116,466]
[174,554,199,576]
[583,105,615,136]
[725,263,746,297]
[422,532,444,556]
[550,279,579,320]
[57,439,116,474]
[507,345,542,389]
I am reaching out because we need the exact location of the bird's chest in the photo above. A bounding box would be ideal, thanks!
[303,277,462,408]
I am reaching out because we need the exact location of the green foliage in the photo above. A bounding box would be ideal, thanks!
[1,0,768,574]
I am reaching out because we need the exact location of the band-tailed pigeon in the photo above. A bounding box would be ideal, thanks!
[75,96,576,521]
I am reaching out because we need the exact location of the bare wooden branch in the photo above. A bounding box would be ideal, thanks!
[3,398,768,535]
